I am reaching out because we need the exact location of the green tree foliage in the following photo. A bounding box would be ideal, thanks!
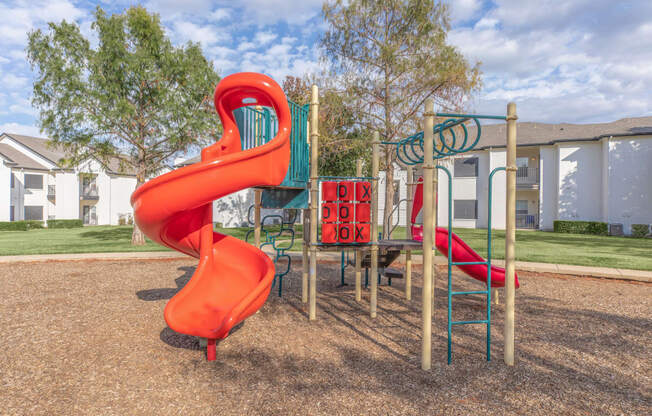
[322,0,481,236]
[283,75,371,177]
[27,6,221,244]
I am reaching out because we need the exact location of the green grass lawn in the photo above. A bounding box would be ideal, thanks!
[1,225,651,271]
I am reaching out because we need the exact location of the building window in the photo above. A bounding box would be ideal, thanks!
[10,173,15,188]
[454,157,478,177]
[516,200,528,215]
[454,199,477,220]
[24,205,43,221]
[516,157,529,168]
[24,174,43,190]
[10,206,14,221]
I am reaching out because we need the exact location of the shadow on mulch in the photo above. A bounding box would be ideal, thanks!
[160,322,246,351]
[136,266,195,300]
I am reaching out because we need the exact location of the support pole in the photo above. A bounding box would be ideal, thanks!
[504,102,517,366]
[254,189,262,247]
[370,133,380,318]
[405,165,414,300]
[421,99,435,370]
[355,158,363,302]
[302,214,308,303]
[309,85,319,321]
[432,130,438,316]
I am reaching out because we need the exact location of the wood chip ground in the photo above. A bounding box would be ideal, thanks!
[0,259,650,415]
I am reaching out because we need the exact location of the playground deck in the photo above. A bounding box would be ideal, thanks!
[0,259,649,415]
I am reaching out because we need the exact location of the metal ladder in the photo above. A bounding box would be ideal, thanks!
[445,166,504,363]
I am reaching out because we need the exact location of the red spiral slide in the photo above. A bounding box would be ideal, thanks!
[131,73,291,360]
[411,178,519,288]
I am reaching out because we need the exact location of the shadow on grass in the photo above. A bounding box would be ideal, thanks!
[80,227,135,241]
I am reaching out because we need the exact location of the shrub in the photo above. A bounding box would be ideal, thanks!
[0,220,44,231]
[47,219,83,229]
[631,224,650,238]
[553,220,608,236]
[26,220,44,229]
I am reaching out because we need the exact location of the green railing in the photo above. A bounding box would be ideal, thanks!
[233,99,309,188]
[382,113,507,165]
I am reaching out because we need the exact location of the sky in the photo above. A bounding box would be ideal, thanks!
[0,0,651,138]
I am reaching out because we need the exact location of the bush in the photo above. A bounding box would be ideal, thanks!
[631,224,650,238]
[47,219,83,229]
[26,220,44,229]
[553,220,608,236]
[0,220,44,231]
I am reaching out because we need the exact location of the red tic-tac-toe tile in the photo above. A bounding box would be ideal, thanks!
[338,181,354,201]
[321,223,338,243]
[355,181,371,202]
[322,181,338,202]
[321,202,337,223]
[355,202,370,223]
[355,223,371,243]
[338,223,355,243]
[338,202,354,222]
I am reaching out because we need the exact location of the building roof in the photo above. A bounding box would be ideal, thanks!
[0,133,136,175]
[468,116,652,149]
[0,143,50,170]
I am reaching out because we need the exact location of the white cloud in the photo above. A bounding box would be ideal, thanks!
[2,74,29,90]
[449,0,652,123]
[448,0,482,23]
[0,122,42,137]
[172,21,229,47]
[145,0,215,17]
[237,41,256,52]
[254,31,278,45]
[211,8,231,21]
[221,0,322,26]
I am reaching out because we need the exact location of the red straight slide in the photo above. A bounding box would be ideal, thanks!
[411,178,519,288]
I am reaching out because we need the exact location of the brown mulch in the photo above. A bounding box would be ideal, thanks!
[0,258,650,415]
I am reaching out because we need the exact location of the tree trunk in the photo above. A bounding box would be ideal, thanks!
[131,173,146,246]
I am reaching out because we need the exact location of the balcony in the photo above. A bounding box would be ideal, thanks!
[47,185,56,198]
[516,167,539,188]
[80,184,99,200]
[516,213,539,229]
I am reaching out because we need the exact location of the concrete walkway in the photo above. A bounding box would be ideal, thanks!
[1,249,650,283]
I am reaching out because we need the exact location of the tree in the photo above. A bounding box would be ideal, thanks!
[322,0,481,236]
[283,75,371,177]
[27,6,221,244]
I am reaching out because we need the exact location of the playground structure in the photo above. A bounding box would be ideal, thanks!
[132,72,518,369]
[299,87,519,369]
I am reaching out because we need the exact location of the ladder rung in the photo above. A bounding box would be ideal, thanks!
[451,319,489,326]
[451,261,489,266]
[451,290,489,296]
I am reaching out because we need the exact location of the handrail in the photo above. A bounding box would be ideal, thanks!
[385,198,408,240]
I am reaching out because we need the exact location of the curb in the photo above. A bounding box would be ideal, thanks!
[1,249,649,284]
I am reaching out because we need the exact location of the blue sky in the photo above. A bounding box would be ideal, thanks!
[1,0,651,137]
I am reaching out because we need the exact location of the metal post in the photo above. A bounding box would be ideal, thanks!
[405,166,413,300]
[370,133,380,318]
[421,99,435,370]
[302,209,308,303]
[355,158,363,302]
[505,102,517,365]
[309,85,319,321]
[254,189,262,247]
[432,130,438,316]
